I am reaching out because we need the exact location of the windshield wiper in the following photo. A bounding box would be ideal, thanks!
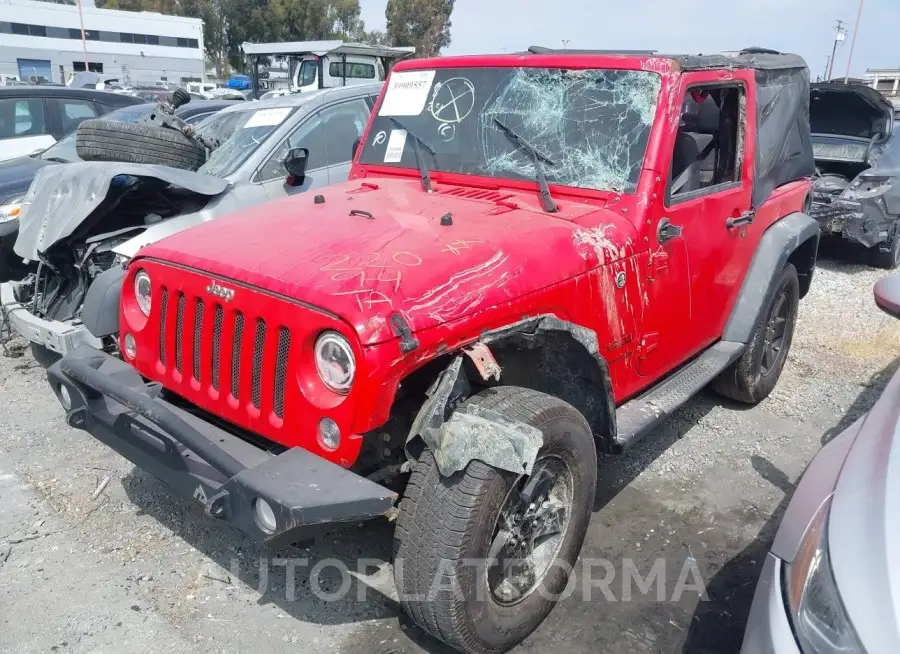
[493,117,558,213]
[388,116,434,192]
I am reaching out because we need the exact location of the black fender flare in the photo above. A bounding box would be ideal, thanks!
[723,212,819,344]
[82,265,127,339]
[405,315,617,476]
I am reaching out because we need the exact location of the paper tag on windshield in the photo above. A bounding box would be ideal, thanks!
[244,107,292,128]
[378,70,435,116]
[384,130,408,162]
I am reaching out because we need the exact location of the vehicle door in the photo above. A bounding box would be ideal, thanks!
[0,96,53,162]
[256,111,328,200]
[321,98,372,183]
[637,72,754,377]
[46,97,100,139]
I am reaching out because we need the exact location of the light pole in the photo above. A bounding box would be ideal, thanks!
[844,0,865,83]
[76,0,89,71]
[561,39,570,49]
[826,20,845,80]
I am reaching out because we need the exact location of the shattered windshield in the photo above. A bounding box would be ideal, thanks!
[197,106,297,178]
[359,66,661,193]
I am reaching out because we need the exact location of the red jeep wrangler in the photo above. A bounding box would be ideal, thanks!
[48,47,819,653]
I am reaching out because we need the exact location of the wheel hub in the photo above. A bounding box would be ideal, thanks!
[487,457,573,605]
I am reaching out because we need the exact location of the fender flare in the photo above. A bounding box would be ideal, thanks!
[406,315,616,476]
[82,265,126,339]
[723,212,819,344]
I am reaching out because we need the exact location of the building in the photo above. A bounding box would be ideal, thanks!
[0,0,204,86]
[864,68,900,107]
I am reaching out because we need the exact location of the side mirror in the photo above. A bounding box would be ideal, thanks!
[352,136,361,160]
[874,273,900,318]
[284,147,309,185]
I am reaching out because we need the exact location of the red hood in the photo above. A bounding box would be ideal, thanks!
[140,178,635,344]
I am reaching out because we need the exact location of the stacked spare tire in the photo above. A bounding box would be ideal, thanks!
[75,89,209,171]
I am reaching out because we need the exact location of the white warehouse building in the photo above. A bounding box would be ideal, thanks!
[0,0,204,86]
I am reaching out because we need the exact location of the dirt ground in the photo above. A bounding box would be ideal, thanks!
[1,247,898,654]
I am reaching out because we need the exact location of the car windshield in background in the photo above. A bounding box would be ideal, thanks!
[38,104,153,163]
[197,106,297,178]
[358,66,661,194]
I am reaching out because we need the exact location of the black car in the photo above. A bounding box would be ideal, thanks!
[0,100,236,282]
[0,86,142,164]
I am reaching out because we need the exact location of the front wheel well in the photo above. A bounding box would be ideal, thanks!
[788,232,819,298]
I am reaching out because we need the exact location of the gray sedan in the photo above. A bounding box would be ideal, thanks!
[2,82,383,360]
[741,272,900,653]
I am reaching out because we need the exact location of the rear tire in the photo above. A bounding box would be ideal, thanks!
[393,386,597,654]
[713,263,800,404]
[75,118,206,171]
[872,230,900,270]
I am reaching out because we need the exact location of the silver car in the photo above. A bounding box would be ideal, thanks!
[2,82,382,360]
[741,272,900,653]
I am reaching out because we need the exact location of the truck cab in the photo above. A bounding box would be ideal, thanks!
[241,40,415,97]
[48,46,819,654]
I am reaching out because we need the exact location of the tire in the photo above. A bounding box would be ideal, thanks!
[75,118,206,171]
[30,342,60,368]
[713,263,800,404]
[393,386,597,654]
[872,231,900,270]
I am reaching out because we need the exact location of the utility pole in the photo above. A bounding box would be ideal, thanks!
[76,0,89,71]
[844,0,865,83]
[561,39,570,49]
[826,19,845,80]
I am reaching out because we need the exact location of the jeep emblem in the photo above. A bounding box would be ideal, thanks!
[206,281,235,302]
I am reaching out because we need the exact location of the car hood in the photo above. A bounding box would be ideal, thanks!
[140,178,633,345]
[13,161,230,262]
[828,364,900,651]
[0,155,54,203]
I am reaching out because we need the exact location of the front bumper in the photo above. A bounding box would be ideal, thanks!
[740,554,801,654]
[47,346,397,545]
[1,282,102,355]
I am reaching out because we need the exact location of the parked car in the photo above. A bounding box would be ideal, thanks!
[45,48,819,653]
[809,82,900,268]
[3,83,382,362]
[741,273,900,654]
[226,74,251,90]
[0,86,141,163]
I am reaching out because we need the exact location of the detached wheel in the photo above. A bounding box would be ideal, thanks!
[393,386,597,654]
[76,118,206,171]
[713,263,800,404]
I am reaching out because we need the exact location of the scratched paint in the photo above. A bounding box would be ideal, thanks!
[406,251,511,322]
[572,225,623,265]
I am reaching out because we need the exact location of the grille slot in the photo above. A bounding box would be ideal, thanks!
[251,319,267,409]
[273,328,291,418]
[192,298,203,381]
[159,288,168,366]
[211,305,223,390]
[174,293,185,373]
[231,312,244,399]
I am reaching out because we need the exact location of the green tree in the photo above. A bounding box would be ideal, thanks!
[385,0,454,56]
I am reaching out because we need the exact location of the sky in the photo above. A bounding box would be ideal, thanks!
[360,0,900,79]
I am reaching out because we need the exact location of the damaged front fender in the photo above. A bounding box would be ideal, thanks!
[406,356,544,477]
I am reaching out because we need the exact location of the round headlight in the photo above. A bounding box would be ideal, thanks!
[134,270,152,317]
[314,331,355,393]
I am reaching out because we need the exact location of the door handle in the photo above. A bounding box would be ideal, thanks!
[657,217,683,244]
[726,210,755,229]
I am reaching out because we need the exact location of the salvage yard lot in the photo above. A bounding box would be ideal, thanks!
[1,248,898,654]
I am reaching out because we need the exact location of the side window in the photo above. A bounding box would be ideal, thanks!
[0,97,47,138]
[668,85,743,200]
[322,98,371,167]
[51,98,99,134]
[328,62,376,79]
[256,113,325,182]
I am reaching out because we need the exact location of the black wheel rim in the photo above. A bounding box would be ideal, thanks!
[486,456,573,606]
[761,292,790,376]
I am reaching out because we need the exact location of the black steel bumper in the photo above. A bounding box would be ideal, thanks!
[47,346,397,546]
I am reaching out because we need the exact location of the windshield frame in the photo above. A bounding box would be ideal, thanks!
[356,63,663,198]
